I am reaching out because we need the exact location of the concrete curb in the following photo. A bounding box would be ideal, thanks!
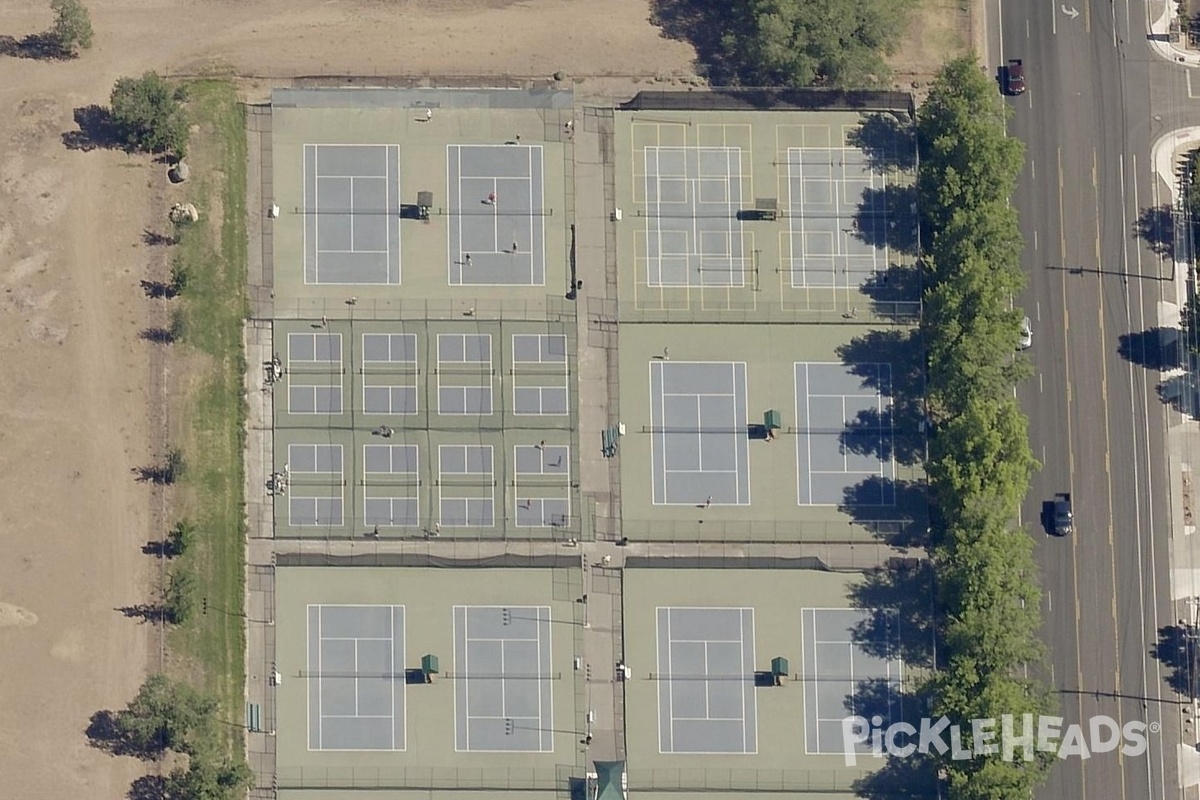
[1148,0,1200,66]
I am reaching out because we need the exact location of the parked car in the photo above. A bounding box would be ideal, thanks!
[1018,316,1033,350]
[1004,59,1027,95]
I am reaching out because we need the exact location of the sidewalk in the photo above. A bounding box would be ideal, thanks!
[1148,0,1200,66]
[1150,122,1200,788]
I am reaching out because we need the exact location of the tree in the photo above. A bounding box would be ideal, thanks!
[166,519,195,557]
[110,72,189,157]
[112,674,216,756]
[164,569,196,624]
[49,0,93,55]
[165,758,254,800]
[716,0,917,88]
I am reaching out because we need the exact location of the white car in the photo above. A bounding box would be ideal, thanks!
[1018,316,1033,350]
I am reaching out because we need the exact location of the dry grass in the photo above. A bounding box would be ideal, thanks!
[887,0,973,96]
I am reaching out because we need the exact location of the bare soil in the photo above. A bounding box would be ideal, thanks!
[0,0,955,795]
[887,0,972,101]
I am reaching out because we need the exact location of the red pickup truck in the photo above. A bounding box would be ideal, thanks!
[1004,59,1027,95]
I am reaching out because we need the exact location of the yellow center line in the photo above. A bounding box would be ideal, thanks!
[1060,146,1086,797]
[1095,151,1126,800]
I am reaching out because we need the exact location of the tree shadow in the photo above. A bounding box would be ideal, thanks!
[131,451,183,485]
[141,230,179,247]
[128,775,169,800]
[854,185,920,255]
[86,710,156,759]
[837,328,926,402]
[61,105,121,152]
[845,677,904,737]
[849,558,937,668]
[1151,624,1200,698]
[117,603,165,623]
[840,477,931,548]
[1157,373,1200,418]
[1134,205,1176,258]
[852,749,943,799]
[139,327,177,344]
[866,264,922,301]
[847,113,917,172]
[141,539,185,558]
[142,540,169,557]
[1118,327,1181,371]
[139,280,179,299]
[647,0,740,81]
[841,402,926,466]
[0,32,74,61]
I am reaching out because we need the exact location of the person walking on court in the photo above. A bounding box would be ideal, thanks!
[464,253,472,267]
[511,239,519,254]
[425,108,433,122]
[663,346,670,360]
[705,496,713,509]
[485,191,497,206]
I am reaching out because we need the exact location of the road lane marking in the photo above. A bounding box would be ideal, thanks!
[1060,146,1085,800]
[1039,373,1044,393]
[1034,229,1039,250]
[1058,149,1068,264]
[1031,159,1036,180]
[1094,184,1124,723]
[1131,150,1168,799]
[1036,300,1041,321]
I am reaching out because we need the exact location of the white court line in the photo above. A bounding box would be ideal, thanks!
[317,607,324,749]
[666,609,675,749]
[660,390,739,398]
[353,639,360,717]
[390,605,397,749]
[534,609,543,748]
[499,637,508,720]
[526,147,535,283]
[461,608,470,750]
[324,713,393,719]
[738,610,747,735]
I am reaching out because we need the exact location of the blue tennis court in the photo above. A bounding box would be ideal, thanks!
[649,361,750,505]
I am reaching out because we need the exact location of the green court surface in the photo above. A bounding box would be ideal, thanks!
[622,568,900,791]
[274,566,585,789]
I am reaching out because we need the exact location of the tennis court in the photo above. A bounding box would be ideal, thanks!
[306,604,406,751]
[304,144,401,285]
[656,606,757,754]
[785,147,889,290]
[453,605,554,752]
[447,145,547,286]
[649,361,751,506]
[638,146,751,288]
[794,362,895,506]
[801,607,902,755]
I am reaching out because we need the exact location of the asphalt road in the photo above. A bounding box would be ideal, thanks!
[989,0,1185,797]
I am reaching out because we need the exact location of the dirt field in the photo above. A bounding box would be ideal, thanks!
[0,1,694,797]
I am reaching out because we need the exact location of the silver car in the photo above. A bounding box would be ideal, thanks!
[1018,316,1032,350]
